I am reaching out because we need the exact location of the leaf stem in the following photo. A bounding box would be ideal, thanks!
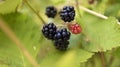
[79,5,120,25]
[99,52,106,67]
[0,19,40,67]
[23,0,46,24]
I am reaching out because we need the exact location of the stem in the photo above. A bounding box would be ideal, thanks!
[79,5,120,25]
[99,52,106,67]
[23,0,46,24]
[107,56,114,67]
[0,19,40,67]
[79,5,108,19]
[75,0,82,18]
[56,25,64,27]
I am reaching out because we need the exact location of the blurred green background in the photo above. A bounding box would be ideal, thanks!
[0,0,120,67]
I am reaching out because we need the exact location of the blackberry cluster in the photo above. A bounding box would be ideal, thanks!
[60,6,75,22]
[45,6,57,18]
[42,23,57,40]
[44,6,75,50]
[54,28,71,51]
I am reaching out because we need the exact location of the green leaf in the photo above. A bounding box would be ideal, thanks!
[40,49,93,67]
[108,0,120,4]
[56,49,94,67]
[93,0,109,14]
[77,13,120,52]
[114,48,120,58]
[0,12,42,66]
[104,4,120,17]
[0,38,24,67]
[0,0,22,14]
[104,4,120,21]
[39,41,93,67]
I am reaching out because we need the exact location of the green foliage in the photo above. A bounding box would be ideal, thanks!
[40,48,93,67]
[104,4,120,21]
[0,0,22,14]
[0,0,120,67]
[77,13,120,52]
[104,4,120,17]
[93,0,108,14]
[0,12,42,66]
[38,34,93,67]
[108,0,120,4]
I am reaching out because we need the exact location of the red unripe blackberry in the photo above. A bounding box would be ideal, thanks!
[60,6,75,22]
[68,23,82,34]
[45,6,57,18]
[42,23,57,40]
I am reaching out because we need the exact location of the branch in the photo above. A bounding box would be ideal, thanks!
[23,0,46,24]
[0,19,40,67]
[79,5,120,25]
[99,52,106,67]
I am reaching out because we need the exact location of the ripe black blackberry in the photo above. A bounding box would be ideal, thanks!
[53,28,71,50]
[54,40,69,51]
[60,6,75,22]
[45,6,57,18]
[42,23,57,40]
[54,28,71,41]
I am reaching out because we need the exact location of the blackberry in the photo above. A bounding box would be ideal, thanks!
[54,40,69,51]
[53,28,71,51]
[60,6,75,22]
[68,23,82,34]
[45,6,57,18]
[42,23,57,40]
[54,28,71,41]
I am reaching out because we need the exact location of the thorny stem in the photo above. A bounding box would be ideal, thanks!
[0,19,40,67]
[99,52,106,67]
[23,0,46,24]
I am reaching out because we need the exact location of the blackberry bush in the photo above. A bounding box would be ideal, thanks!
[60,6,75,22]
[45,6,57,18]
[42,23,57,40]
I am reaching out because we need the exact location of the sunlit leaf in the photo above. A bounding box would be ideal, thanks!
[0,0,22,14]
[77,13,120,52]
[39,44,93,67]
[0,12,42,66]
